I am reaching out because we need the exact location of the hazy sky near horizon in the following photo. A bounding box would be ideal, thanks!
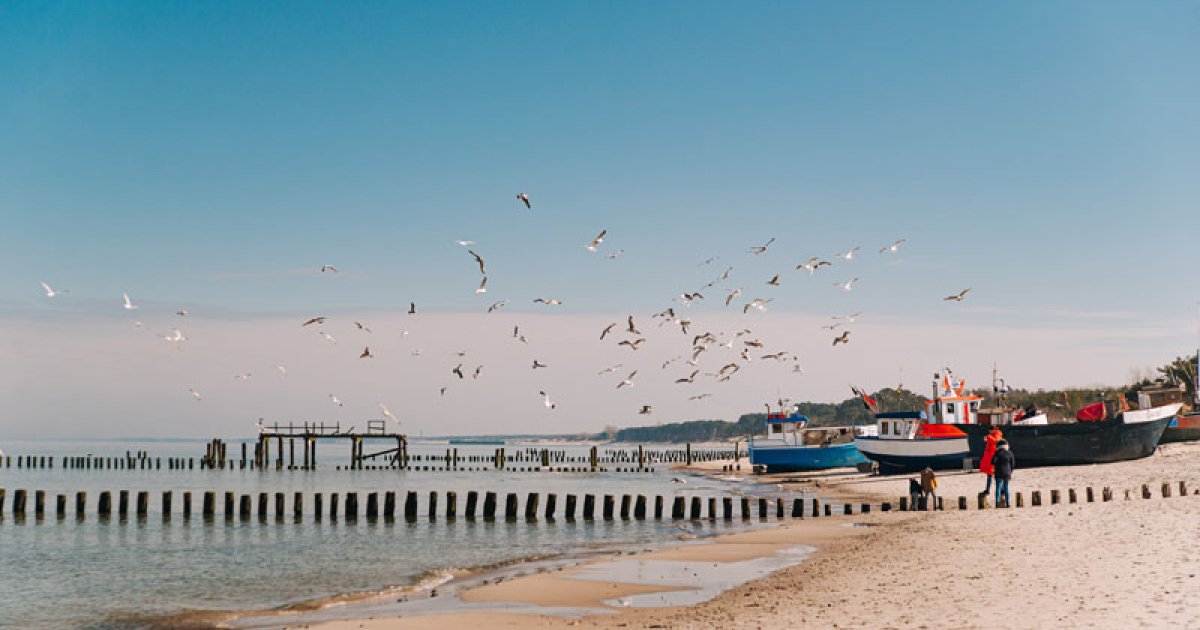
[2,2,1198,438]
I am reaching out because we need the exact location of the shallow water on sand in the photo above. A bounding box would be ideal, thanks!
[0,439,778,629]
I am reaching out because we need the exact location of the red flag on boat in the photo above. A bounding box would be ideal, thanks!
[850,385,878,411]
[1076,401,1107,422]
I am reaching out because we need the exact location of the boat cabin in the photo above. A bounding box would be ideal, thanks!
[930,370,984,424]
[876,411,924,440]
[757,411,874,447]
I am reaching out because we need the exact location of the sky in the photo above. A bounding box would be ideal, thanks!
[1,2,1198,439]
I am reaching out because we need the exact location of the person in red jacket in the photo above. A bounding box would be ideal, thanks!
[979,426,1003,496]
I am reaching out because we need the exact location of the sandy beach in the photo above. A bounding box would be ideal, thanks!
[305,441,1200,630]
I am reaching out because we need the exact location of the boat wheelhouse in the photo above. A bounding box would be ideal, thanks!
[748,409,875,473]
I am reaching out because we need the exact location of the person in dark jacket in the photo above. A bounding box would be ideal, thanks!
[991,439,1015,507]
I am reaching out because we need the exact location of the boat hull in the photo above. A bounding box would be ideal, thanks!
[854,436,970,474]
[749,442,868,472]
[954,417,1172,468]
[1161,413,1200,444]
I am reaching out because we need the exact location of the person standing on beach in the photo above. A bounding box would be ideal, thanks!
[991,439,1015,507]
[919,466,938,510]
[979,426,1003,497]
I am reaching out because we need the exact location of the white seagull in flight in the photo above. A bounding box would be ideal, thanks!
[616,370,638,389]
[40,282,68,298]
[539,390,556,409]
[834,278,859,292]
[879,239,907,254]
[122,292,139,310]
[584,229,607,252]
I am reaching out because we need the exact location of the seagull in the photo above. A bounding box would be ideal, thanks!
[792,364,806,375]
[159,329,187,343]
[318,331,337,344]
[638,405,652,415]
[473,365,483,379]
[302,317,326,327]
[748,238,776,255]
[743,339,764,348]
[452,364,464,379]
[616,370,638,389]
[468,250,486,275]
[766,274,781,286]
[670,477,687,483]
[698,256,718,266]
[40,282,68,297]
[597,364,623,375]
[513,326,528,343]
[743,298,773,313]
[379,403,399,424]
[600,323,617,340]
[584,229,607,252]
[354,321,372,333]
[517,192,531,209]
[626,315,641,335]
[539,390,556,409]
[175,309,188,317]
[533,298,562,306]
[487,300,507,313]
[321,264,339,273]
[455,240,476,246]
[359,346,373,359]
[233,372,252,380]
[122,292,139,311]
[835,246,861,261]
[797,259,832,274]
[408,302,417,315]
[474,276,488,294]
[188,388,202,401]
[675,370,699,384]
[606,249,624,260]
[944,288,972,302]
[879,239,907,254]
[688,393,713,401]
[676,318,692,335]
[276,364,287,376]
[618,338,645,351]
[832,331,851,346]
[329,394,344,407]
[678,292,704,307]
[834,277,859,292]
[725,288,742,306]
[439,386,447,396]
[532,360,548,369]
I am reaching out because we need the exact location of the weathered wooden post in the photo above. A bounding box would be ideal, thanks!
[446,491,458,519]
[274,492,284,519]
[633,495,646,520]
[1068,488,1078,503]
[603,495,615,520]
[824,503,832,516]
[76,492,87,518]
[722,497,733,519]
[589,446,598,469]
[98,491,112,516]
[638,445,644,470]
[56,493,67,519]
[329,493,339,519]
[483,492,497,520]
[1180,481,1188,496]
[1086,487,1095,503]
[525,493,540,520]
[686,443,692,466]
[161,492,172,518]
[843,504,853,515]
[545,493,557,520]
[505,493,519,521]
[405,491,418,521]
[690,496,702,520]
[620,495,632,520]
[464,491,478,519]
[565,494,577,520]
[345,493,358,519]
[1031,490,1042,506]
[258,492,269,518]
[1050,490,1061,505]
[1015,492,1024,507]
[118,490,130,517]
[1141,484,1151,499]
[812,498,820,517]
[12,489,26,516]
[1162,482,1172,498]
[671,496,685,519]
[792,498,803,518]
[899,496,907,511]
[34,490,45,518]
[239,494,251,518]
[428,491,438,520]
[366,493,379,519]
[582,494,596,520]
[313,493,323,519]
[960,496,969,510]
[759,498,769,519]
[977,494,986,510]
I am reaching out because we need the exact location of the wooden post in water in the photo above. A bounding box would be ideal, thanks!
[34,490,45,518]
[202,491,214,517]
[1086,487,1095,502]
[314,493,324,519]
[1031,490,1042,506]
[565,494,577,520]
[654,495,664,520]
[56,494,67,519]
[722,497,733,519]
[525,493,540,520]
[1162,482,1172,498]
[545,493,557,520]
[465,491,478,519]
[671,496,684,519]
[685,443,692,466]
[258,492,268,518]
[383,491,395,519]
[758,497,769,519]
[483,492,497,520]
[275,492,285,519]
[633,495,645,520]
[446,491,457,519]
[239,494,251,518]
[583,494,596,520]
[1050,490,1061,505]
[13,489,26,516]
[505,493,518,521]
[824,504,832,517]
[161,492,172,518]
[602,495,615,520]
[620,495,632,520]
[366,493,378,519]
[689,496,702,520]
[405,491,418,521]
[76,492,87,518]
[119,490,129,517]
[1068,488,1078,503]
[812,498,820,517]
[329,493,339,519]
[345,493,358,519]
[98,491,112,516]
[293,492,303,519]
[428,491,438,520]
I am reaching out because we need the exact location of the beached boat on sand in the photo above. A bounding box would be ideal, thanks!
[748,409,875,473]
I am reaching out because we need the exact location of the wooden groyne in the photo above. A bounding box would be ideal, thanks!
[0,481,1192,523]
[1,442,737,473]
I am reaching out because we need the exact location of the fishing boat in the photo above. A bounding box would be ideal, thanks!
[853,378,979,474]
[1157,353,1200,443]
[748,408,875,472]
[945,369,1180,468]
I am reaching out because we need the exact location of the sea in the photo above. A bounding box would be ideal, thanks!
[0,438,791,629]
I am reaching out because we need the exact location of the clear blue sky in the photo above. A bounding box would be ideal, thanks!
[1,2,1197,437]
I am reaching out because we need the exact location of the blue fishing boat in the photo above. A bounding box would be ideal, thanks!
[748,409,875,473]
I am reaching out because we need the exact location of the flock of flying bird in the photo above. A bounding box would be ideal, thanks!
[36,191,974,427]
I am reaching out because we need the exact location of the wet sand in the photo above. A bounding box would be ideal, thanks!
[308,442,1200,630]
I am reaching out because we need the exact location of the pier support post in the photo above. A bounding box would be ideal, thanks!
[383,492,395,519]
[544,493,556,520]
[583,494,596,520]
[465,491,478,519]
[603,495,615,520]
[525,493,540,520]
[405,491,418,521]
[505,493,518,521]
[1031,491,1042,506]
[483,492,497,520]
[689,496,701,520]
[792,498,803,518]
[446,491,457,520]
[366,493,378,519]
[654,495,664,520]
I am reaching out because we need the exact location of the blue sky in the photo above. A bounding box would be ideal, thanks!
[1,2,1197,437]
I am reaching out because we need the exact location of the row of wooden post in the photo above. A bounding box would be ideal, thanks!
[0,488,860,521]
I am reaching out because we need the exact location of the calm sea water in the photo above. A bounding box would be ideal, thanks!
[0,438,779,629]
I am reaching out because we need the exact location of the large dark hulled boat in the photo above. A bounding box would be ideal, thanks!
[949,379,1181,468]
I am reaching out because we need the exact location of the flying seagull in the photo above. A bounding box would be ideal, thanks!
[122,292,139,311]
[321,264,339,273]
[473,365,483,379]
[879,239,907,254]
[834,277,860,292]
[539,390,556,409]
[233,372,252,380]
[766,274,781,286]
[408,302,417,314]
[600,322,617,340]
[329,394,344,407]
[944,288,972,302]
[359,346,373,359]
[40,282,68,298]
[638,405,652,415]
[725,288,742,306]
[606,249,624,260]
[475,276,488,294]
[468,250,486,275]
[175,309,188,317]
[188,388,202,401]
[379,403,399,424]
[452,364,465,379]
[455,240,475,246]
[532,359,548,369]
[616,370,638,389]
[276,364,287,376]
[354,321,372,333]
[832,331,851,346]
[303,317,326,327]
[584,229,607,252]
[517,192,531,209]
[748,238,776,255]
[675,370,699,384]
[318,331,336,344]
[626,315,641,335]
[743,298,773,313]
[597,364,623,375]
[618,338,645,351]
[835,246,861,261]
[533,298,562,306]
[487,300,507,313]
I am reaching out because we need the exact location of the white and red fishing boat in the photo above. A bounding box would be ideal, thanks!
[853,371,979,474]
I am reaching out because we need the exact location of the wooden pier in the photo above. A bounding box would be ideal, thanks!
[244,420,407,471]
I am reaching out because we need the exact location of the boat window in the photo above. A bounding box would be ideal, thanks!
[881,422,889,435]
[770,423,781,434]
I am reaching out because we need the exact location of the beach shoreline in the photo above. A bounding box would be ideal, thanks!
[291,443,1200,630]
